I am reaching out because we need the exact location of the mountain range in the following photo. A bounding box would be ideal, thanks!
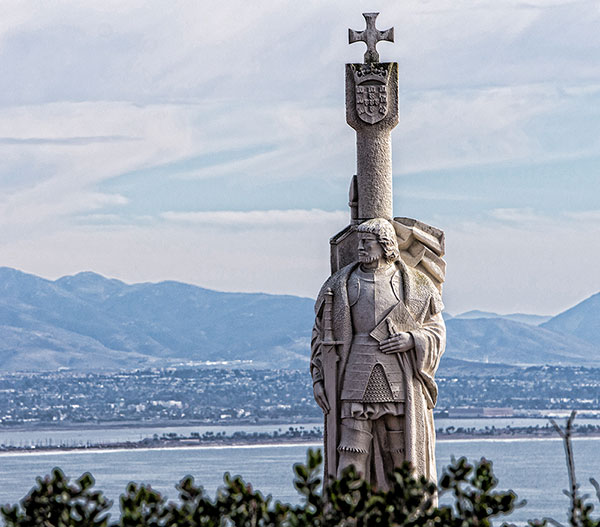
[0,267,598,371]
[447,310,552,326]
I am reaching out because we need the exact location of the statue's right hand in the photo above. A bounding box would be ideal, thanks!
[313,381,330,414]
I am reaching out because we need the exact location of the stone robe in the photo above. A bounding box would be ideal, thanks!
[311,258,445,485]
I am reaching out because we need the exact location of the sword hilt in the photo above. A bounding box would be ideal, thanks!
[322,289,343,347]
[323,288,335,344]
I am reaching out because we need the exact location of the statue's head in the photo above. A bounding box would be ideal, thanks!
[356,218,400,264]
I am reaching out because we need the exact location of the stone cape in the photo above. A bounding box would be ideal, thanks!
[311,258,445,485]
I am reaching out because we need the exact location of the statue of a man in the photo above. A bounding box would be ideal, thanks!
[311,218,446,489]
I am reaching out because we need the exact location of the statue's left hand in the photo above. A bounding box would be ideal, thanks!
[380,332,414,354]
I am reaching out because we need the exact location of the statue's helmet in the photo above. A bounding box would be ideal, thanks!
[357,218,400,263]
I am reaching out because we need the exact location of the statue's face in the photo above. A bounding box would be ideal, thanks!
[357,233,384,264]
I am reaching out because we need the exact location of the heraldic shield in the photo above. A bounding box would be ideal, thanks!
[356,84,388,124]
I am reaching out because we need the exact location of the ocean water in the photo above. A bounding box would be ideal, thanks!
[0,437,599,525]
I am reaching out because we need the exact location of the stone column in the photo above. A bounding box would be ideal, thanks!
[345,62,399,222]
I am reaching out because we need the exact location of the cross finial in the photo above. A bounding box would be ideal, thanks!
[349,13,394,64]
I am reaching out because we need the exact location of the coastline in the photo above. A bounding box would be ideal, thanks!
[2,429,600,455]
[3,413,598,434]
[0,419,323,433]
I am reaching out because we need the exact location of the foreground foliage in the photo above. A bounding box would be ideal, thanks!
[529,412,600,527]
[0,452,517,527]
[1,413,597,526]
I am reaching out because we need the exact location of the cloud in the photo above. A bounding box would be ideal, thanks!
[397,83,600,174]
[2,2,600,194]
[489,207,547,224]
[398,189,486,202]
[564,210,600,222]
[78,213,125,224]
[0,135,137,145]
[160,209,347,228]
[488,207,600,228]
[0,184,129,240]
[443,214,600,315]
[1,0,600,316]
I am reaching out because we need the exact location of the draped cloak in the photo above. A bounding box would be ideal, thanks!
[310,258,446,485]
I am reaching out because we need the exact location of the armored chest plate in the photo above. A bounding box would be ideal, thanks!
[341,265,406,402]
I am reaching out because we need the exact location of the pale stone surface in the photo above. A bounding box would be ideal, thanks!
[312,14,447,492]
[312,219,446,490]
[346,12,399,223]
[345,62,399,222]
[349,12,394,64]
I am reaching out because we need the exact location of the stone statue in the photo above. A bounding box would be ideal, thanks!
[311,218,445,489]
[310,14,447,490]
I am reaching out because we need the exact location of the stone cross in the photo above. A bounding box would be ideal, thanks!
[341,13,399,235]
[349,12,394,64]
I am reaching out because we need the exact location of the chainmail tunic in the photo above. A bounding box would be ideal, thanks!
[340,264,406,403]
[362,363,394,402]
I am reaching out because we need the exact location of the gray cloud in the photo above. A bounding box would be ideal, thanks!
[0,135,137,145]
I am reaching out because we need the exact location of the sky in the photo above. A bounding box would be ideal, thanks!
[0,0,599,316]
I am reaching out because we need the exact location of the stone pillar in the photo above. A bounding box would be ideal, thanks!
[345,62,399,221]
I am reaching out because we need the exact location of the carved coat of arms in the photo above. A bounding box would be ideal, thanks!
[355,84,388,124]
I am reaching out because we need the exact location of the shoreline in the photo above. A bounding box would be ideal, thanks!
[0,419,324,433]
[2,415,598,434]
[2,429,600,455]
[2,413,599,432]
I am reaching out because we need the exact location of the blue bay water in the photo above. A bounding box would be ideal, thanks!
[1,437,599,525]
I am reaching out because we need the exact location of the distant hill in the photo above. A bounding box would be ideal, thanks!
[0,268,314,371]
[0,267,598,372]
[438,356,522,377]
[444,317,599,366]
[540,292,600,346]
[454,310,551,325]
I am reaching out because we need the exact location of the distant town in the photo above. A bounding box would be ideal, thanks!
[0,364,598,427]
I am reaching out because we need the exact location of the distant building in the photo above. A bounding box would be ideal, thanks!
[482,407,514,417]
[447,407,482,418]
[447,407,514,418]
